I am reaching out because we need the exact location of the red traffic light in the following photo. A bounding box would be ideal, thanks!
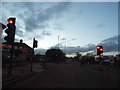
[7,19,14,24]
[97,46,100,49]
[5,18,16,43]
[96,46,103,49]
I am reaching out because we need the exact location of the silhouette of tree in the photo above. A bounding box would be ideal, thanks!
[74,52,82,61]
[45,49,65,63]
[85,53,95,64]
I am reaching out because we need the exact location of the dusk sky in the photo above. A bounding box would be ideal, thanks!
[1,1,119,56]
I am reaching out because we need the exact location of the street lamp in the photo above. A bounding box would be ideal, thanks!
[58,35,60,49]
[58,34,63,49]
[64,38,76,55]
[65,42,67,55]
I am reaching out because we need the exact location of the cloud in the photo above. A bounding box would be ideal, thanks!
[42,30,51,36]
[2,2,71,42]
[24,17,40,31]
[16,29,24,37]
[80,44,96,52]
[34,48,47,55]
[95,24,106,28]
[47,43,96,55]
[40,35,118,55]
[66,38,76,42]
[81,35,118,54]
[98,35,118,52]
[78,10,83,15]
[101,35,118,43]
[1,35,5,43]
[14,38,20,42]
[22,2,71,32]
[61,38,66,41]
[53,23,63,30]
[45,2,70,16]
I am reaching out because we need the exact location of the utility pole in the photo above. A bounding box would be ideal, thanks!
[58,35,60,49]
[65,42,67,55]
[64,38,76,56]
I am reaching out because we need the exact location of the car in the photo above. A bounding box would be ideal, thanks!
[103,56,111,62]
[95,55,113,63]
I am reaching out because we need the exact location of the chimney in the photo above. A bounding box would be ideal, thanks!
[20,39,23,43]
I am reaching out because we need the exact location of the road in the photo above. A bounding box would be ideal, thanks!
[3,62,119,88]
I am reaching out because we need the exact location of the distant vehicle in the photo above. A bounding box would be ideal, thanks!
[95,55,113,63]
[94,56,99,62]
[103,56,111,62]
[40,58,45,62]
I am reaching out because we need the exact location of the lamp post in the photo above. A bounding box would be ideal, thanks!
[65,42,67,55]
[58,34,63,49]
[58,35,60,49]
[64,38,76,56]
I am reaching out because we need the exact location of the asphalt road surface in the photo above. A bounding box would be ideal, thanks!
[4,62,120,88]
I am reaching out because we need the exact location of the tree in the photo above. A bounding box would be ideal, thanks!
[85,52,95,64]
[45,49,65,63]
[74,52,82,61]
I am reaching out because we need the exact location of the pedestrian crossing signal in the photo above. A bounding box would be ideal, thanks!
[33,38,38,48]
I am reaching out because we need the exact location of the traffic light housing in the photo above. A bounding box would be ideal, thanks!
[4,18,16,43]
[96,46,103,55]
[0,23,6,30]
[33,38,38,48]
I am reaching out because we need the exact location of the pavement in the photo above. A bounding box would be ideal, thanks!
[2,62,45,88]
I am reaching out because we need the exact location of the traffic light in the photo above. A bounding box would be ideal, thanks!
[33,38,38,48]
[96,46,103,55]
[0,23,6,30]
[4,18,16,44]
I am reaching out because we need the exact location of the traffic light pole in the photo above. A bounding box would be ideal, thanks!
[30,38,34,72]
[8,43,14,76]
[5,17,16,76]
[30,47,34,72]
[30,38,38,71]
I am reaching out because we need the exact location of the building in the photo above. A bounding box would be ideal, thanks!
[1,40,33,65]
